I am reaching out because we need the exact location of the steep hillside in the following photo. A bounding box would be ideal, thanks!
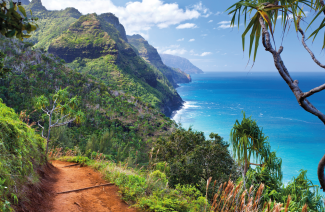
[47,13,182,115]
[127,34,191,85]
[0,36,176,164]
[160,53,204,74]
[24,0,82,50]
[0,99,47,211]
[24,0,183,115]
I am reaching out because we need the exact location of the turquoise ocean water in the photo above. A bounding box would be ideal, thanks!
[172,72,325,186]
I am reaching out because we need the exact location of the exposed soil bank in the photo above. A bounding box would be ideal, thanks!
[14,162,57,212]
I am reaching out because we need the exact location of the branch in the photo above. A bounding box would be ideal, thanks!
[51,118,76,128]
[259,15,325,192]
[298,25,325,69]
[249,163,263,166]
[320,0,325,16]
[41,108,50,116]
[51,98,58,113]
[301,83,325,99]
[51,113,71,126]
[37,121,46,139]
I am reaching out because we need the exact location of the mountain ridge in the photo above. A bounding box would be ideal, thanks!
[127,34,191,86]
[160,53,204,74]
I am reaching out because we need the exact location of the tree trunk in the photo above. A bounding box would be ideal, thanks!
[258,16,325,192]
[244,159,249,176]
[318,154,325,192]
[46,114,52,155]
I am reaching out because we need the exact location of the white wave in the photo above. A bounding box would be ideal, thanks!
[270,116,321,124]
[183,101,201,109]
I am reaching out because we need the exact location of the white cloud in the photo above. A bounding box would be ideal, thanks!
[42,0,208,35]
[208,20,213,23]
[158,44,186,55]
[218,21,235,29]
[218,21,231,24]
[177,38,184,41]
[176,23,198,29]
[163,49,187,55]
[215,11,222,16]
[192,2,212,17]
[189,39,195,42]
[201,52,212,56]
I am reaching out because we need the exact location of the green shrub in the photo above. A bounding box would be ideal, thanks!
[0,99,45,210]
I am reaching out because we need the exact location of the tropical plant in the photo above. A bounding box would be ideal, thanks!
[226,0,325,190]
[154,127,238,194]
[0,0,38,40]
[34,87,84,154]
[230,112,273,175]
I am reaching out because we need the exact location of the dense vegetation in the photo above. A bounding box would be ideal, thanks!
[24,1,183,115]
[0,36,175,166]
[0,1,324,211]
[0,99,46,211]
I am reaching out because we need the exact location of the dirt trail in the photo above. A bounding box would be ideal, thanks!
[50,161,137,212]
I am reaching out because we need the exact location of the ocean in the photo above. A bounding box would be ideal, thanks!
[172,72,325,186]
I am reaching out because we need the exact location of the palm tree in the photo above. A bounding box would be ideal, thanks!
[230,112,269,176]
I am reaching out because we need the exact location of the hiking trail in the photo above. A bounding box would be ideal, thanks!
[49,161,137,212]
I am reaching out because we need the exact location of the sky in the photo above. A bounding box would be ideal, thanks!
[40,0,325,72]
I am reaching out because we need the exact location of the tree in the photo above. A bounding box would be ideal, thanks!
[34,88,84,154]
[227,0,325,191]
[230,112,268,175]
[154,127,238,193]
[0,0,38,39]
[0,0,38,77]
[230,112,282,187]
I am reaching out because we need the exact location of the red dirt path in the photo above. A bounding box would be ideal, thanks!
[50,161,137,212]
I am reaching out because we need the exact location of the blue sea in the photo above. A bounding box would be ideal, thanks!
[172,72,325,186]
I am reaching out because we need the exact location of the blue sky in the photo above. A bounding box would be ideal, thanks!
[42,0,325,72]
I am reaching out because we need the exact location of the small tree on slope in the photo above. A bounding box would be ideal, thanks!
[34,88,84,154]
[227,0,325,191]
[230,112,282,186]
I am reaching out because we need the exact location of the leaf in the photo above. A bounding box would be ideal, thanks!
[18,5,27,17]
[5,30,16,38]
[242,13,259,52]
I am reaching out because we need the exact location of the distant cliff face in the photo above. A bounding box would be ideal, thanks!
[100,13,128,43]
[48,14,118,63]
[127,34,191,85]
[160,54,204,74]
[26,1,183,115]
[28,0,47,12]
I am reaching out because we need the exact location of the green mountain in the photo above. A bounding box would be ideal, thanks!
[0,35,175,164]
[25,1,183,115]
[160,53,204,74]
[127,34,191,85]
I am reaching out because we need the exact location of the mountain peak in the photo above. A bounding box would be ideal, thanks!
[128,34,145,40]
[29,0,47,11]
[99,13,128,42]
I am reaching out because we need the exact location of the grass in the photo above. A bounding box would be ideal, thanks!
[49,148,208,212]
[49,148,313,212]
